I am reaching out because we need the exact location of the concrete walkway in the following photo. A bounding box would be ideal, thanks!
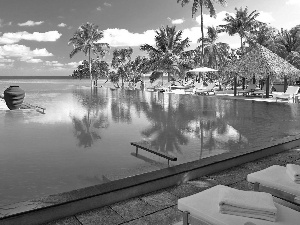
[43,147,300,225]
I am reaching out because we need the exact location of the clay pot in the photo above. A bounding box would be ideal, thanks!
[4,86,25,110]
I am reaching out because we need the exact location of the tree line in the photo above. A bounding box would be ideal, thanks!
[68,1,300,87]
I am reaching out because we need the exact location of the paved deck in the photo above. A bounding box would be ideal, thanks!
[42,147,300,225]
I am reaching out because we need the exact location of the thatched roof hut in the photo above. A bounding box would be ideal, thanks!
[221,44,300,97]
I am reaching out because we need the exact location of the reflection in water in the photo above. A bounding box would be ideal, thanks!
[71,88,109,148]
[2,79,300,206]
[68,88,249,154]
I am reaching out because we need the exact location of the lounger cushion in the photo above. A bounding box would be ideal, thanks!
[219,187,277,221]
[247,165,300,196]
[286,164,300,183]
[178,185,300,225]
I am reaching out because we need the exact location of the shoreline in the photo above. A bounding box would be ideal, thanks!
[0,76,74,79]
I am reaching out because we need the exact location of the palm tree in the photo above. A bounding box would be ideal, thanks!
[93,57,110,85]
[198,26,230,69]
[68,22,109,87]
[111,48,133,87]
[219,6,260,53]
[140,25,190,81]
[274,26,300,59]
[177,0,227,65]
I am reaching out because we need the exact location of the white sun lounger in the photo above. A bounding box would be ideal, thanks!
[178,185,300,225]
[247,165,300,206]
[273,86,300,102]
[195,83,215,95]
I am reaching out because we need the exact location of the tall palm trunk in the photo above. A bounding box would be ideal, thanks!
[240,36,243,54]
[89,48,93,87]
[200,3,204,66]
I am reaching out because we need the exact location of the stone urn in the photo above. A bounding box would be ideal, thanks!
[4,86,25,110]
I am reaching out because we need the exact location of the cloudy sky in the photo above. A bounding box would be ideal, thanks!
[0,0,299,76]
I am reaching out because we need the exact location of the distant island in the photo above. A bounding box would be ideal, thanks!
[0,76,73,79]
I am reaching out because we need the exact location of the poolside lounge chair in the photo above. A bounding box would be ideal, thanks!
[251,84,273,98]
[247,165,300,207]
[134,81,142,90]
[273,86,300,102]
[194,82,215,95]
[188,81,204,93]
[237,83,256,96]
[178,184,300,225]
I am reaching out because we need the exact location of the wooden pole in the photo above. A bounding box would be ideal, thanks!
[266,75,270,98]
[234,74,237,96]
[284,76,288,92]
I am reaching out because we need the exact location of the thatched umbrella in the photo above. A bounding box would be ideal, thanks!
[222,44,300,97]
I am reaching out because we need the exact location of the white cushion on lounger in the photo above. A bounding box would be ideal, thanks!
[247,165,300,197]
[219,187,277,221]
[178,185,300,225]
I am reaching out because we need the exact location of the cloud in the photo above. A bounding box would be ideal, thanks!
[97,6,101,11]
[257,11,275,23]
[66,61,81,68]
[182,27,203,43]
[195,11,234,28]
[0,31,62,44]
[18,20,44,26]
[44,60,64,67]
[26,58,43,63]
[286,0,300,6]
[101,28,156,47]
[0,58,14,63]
[104,2,112,7]
[43,60,81,70]
[168,17,185,25]
[58,23,67,27]
[0,44,53,62]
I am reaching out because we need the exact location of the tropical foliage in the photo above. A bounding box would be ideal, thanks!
[177,0,227,65]
[68,8,300,89]
[140,25,190,81]
[197,26,230,69]
[68,22,109,86]
[111,47,133,87]
[219,7,260,53]
[71,59,109,81]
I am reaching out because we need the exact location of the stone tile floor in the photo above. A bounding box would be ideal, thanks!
[43,147,300,225]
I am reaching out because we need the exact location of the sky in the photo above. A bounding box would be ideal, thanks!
[0,0,299,76]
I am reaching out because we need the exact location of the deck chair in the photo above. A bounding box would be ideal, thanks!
[182,81,201,94]
[178,185,300,225]
[194,82,215,95]
[273,86,300,102]
[247,165,300,207]
[134,81,142,90]
[237,83,256,96]
[251,84,273,98]
[188,81,204,94]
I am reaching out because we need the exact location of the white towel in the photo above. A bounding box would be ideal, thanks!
[286,164,300,183]
[218,187,277,222]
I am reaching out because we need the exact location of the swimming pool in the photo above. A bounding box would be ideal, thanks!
[1,79,300,206]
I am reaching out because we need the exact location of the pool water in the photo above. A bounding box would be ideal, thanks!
[1,79,300,206]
